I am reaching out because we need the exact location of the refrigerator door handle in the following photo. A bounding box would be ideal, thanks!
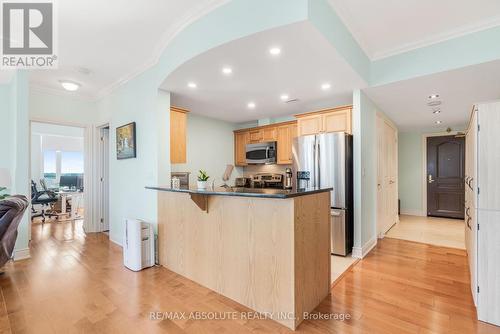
[317,141,321,188]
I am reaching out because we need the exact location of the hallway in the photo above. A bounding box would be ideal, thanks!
[0,222,497,333]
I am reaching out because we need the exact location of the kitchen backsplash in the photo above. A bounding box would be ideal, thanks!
[243,164,291,176]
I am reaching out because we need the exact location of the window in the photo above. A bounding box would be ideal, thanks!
[43,150,56,179]
[61,151,84,174]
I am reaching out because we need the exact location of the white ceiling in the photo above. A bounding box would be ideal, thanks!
[364,60,500,132]
[27,0,228,99]
[328,0,500,60]
[161,21,366,123]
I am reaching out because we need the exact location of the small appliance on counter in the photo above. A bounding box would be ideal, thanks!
[284,168,293,189]
[234,177,250,188]
[250,173,283,189]
[296,171,310,190]
[171,172,190,189]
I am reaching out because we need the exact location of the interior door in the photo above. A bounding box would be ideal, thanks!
[376,116,398,237]
[427,135,465,219]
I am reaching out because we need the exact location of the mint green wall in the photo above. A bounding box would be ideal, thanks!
[0,72,30,254]
[172,113,242,186]
[398,132,423,215]
[308,0,370,82]
[371,26,500,86]
[352,90,377,249]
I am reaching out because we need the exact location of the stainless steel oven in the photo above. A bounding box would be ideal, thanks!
[246,141,276,164]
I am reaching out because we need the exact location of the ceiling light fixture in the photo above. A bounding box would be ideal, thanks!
[247,102,256,109]
[321,83,331,90]
[187,82,197,89]
[269,47,281,56]
[435,120,442,124]
[222,67,232,75]
[429,94,440,99]
[59,80,81,91]
[280,94,289,101]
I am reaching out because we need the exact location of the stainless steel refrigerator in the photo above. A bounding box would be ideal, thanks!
[292,132,353,256]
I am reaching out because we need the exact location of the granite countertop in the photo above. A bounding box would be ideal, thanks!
[145,186,332,199]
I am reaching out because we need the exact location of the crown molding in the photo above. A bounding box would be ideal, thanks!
[327,1,500,62]
[95,0,229,101]
[371,15,500,61]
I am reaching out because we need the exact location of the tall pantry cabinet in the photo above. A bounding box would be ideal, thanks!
[465,101,500,326]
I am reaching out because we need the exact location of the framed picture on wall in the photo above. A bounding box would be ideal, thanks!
[116,122,136,159]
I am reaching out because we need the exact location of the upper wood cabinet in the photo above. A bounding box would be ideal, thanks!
[248,129,263,143]
[234,121,296,166]
[277,123,297,164]
[170,106,189,164]
[234,131,249,166]
[262,127,277,141]
[295,105,352,136]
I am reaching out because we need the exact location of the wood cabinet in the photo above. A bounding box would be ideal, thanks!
[296,105,352,136]
[263,127,277,141]
[234,121,296,167]
[248,129,263,143]
[277,123,297,164]
[170,106,189,164]
[234,131,249,166]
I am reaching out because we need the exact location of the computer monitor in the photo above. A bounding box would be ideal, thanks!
[59,175,78,189]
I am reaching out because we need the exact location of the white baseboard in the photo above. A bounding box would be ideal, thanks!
[352,237,377,259]
[13,248,30,261]
[400,209,426,217]
[109,237,122,248]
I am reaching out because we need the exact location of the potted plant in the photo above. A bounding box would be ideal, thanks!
[197,170,210,189]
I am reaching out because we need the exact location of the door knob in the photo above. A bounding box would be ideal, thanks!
[428,174,435,183]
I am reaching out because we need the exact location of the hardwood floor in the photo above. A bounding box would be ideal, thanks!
[386,215,465,249]
[0,221,498,333]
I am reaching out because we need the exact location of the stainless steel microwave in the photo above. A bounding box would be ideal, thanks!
[246,141,277,164]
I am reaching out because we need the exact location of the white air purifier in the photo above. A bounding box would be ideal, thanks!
[123,219,155,271]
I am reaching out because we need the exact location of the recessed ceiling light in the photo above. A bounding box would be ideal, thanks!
[280,94,289,101]
[432,108,441,114]
[59,80,81,91]
[187,82,197,89]
[429,94,440,99]
[321,83,331,90]
[435,120,442,124]
[222,67,232,75]
[269,47,281,55]
[247,102,256,109]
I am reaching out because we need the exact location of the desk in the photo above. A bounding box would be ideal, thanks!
[58,191,84,221]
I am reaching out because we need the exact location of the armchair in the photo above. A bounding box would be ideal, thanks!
[0,195,28,268]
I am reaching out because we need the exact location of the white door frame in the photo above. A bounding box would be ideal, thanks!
[421,130,464,217]
[95,123,110,232]
[29,118,96,233]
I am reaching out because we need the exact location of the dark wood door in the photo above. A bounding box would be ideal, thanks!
[427,135,465,219]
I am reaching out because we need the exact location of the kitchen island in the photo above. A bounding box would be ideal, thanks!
[147,186,332,329]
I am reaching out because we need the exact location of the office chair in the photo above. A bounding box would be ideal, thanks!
[31,180,58,223]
